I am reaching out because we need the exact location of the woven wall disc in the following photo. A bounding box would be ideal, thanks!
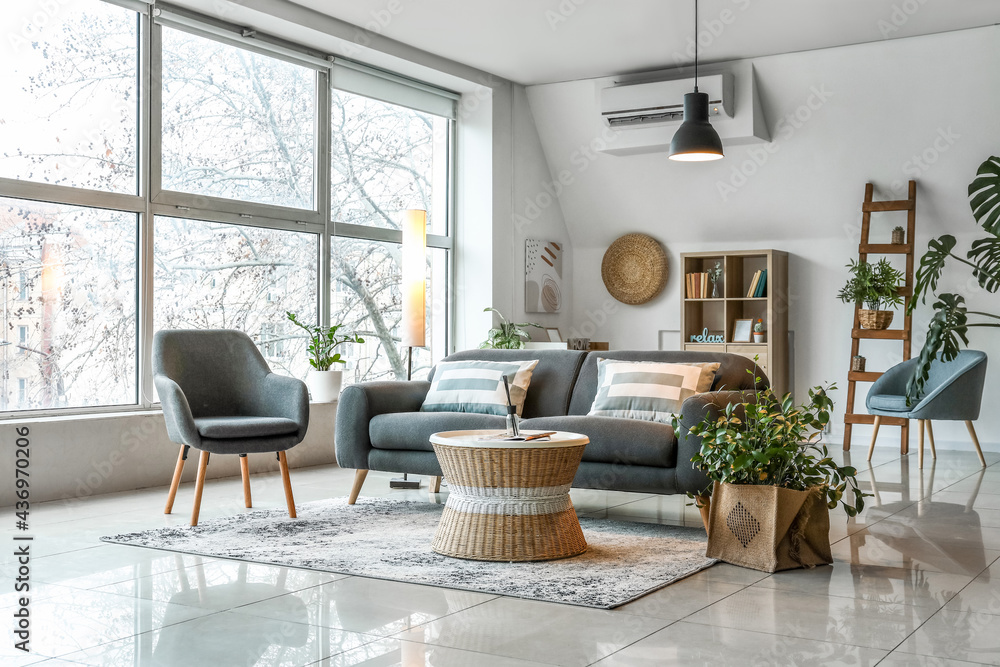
[601,233,668,305]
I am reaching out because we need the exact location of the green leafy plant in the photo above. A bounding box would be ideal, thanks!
[907,155,1000,400]
[286,312,364,371]
[673,372,867,517]
[836,258,906,312]
[479,307,543,350]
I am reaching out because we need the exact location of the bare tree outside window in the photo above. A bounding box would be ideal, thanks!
[0,1,452,412]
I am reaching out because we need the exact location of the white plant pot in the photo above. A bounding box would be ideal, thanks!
[305,369,342,402]
[753,333,765,343]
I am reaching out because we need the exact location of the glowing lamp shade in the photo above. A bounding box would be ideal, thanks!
[400,209,426,349]
[667,91,724,162]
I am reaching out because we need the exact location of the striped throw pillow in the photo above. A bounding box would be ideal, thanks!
[588,359,720,424]
[420,359,539,416]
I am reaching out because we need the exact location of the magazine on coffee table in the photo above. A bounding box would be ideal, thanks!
[477,431,555,442]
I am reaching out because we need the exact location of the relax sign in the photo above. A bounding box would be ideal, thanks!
[690,328,724,344]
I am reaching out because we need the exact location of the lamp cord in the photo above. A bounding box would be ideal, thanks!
[694,0,699,93]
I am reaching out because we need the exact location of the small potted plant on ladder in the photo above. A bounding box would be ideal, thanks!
[837,258,906,330]
[287,312,364,402]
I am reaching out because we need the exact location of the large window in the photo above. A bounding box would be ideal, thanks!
[0,198,137,411]
[0,0,138,193]
[0,0,456,416]
[160,28,316,209]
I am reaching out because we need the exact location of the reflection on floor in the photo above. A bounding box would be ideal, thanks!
[2,448,1000,666]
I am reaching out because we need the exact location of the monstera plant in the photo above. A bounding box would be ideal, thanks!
[907,155,1000,400]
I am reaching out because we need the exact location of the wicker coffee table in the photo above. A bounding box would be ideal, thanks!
[429,429,589,562]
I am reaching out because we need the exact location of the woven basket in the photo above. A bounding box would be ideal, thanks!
[601,233,668,305]
[858,309,893,330]
[431,443,587,561]
[705,482,832,573]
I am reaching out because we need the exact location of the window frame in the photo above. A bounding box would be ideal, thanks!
[0,0,458,419]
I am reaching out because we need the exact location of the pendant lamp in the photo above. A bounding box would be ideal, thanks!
[668,0,724,161]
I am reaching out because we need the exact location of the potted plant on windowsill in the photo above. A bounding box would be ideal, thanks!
[837,258,906,330]
[479,307,543,349]
[674,372,867,572]
[287,312,364,402]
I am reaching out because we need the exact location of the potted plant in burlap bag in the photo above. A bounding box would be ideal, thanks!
[674,374,867,573]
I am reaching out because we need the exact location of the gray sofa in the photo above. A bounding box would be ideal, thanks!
[335,349,766,503]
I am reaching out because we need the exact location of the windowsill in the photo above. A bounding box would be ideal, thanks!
[0,400,337,425]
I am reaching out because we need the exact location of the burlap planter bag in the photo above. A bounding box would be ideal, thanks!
[705,481,833,572]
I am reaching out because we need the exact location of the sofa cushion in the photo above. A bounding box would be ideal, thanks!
[437,349,587,418]
[370,412,507,451]
[867,393,910,412]
[588,359,719,424]
[194,416,299,439]
[420,359,538,416]
[519,415,675,467]
[568,351,762,415]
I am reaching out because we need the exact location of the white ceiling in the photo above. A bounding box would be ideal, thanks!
[288,0,1000,85]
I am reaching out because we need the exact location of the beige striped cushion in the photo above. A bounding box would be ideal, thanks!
[588,359,720,424]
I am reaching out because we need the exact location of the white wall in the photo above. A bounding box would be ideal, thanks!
[525,25,1000,450]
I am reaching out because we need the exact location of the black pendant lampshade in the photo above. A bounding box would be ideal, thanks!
[668,90,724,161]
[668,0,724,162]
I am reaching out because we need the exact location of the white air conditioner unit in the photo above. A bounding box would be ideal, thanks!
[600,74,734,128]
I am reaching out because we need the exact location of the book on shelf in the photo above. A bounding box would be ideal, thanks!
[754,269,768,297]
[686,272,711,299]
[746,270,761,297]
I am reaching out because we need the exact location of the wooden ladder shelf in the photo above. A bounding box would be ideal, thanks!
[843,180,917,453]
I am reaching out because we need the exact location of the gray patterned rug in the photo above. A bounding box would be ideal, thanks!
[102,497,715,609]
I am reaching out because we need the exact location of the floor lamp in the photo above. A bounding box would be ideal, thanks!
[390,209,426,490]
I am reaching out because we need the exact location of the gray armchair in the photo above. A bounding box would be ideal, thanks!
[865,350,988,468]
[153,329,309,525]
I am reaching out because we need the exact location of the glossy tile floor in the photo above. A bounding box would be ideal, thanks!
[4,447,1000,666]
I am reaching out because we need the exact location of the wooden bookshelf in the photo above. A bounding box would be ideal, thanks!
[680,249,789,396]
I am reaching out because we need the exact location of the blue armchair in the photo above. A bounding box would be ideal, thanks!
[153,329,310,525]
[865,350,988,468]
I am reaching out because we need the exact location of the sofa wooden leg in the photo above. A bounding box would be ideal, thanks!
[240,455,252,508]
[190,451,210,527]
[866,416,882,462]
[429,475,442,495]
[348,469,368,505]
[967,421,987,467]
[277,451,296,519]
[165,445,188,515]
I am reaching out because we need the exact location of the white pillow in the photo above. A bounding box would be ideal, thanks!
[420,359,539,416]
[588,359,720,424]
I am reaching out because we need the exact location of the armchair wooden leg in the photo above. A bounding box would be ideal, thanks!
[695,495,711,534]
[240,454,252,508]
[429,476,442,495]
[190,451,210,527]
[348,469,368,505]
[277,451,296,519]
[165,445,188,515]
[966,421,987,467]
[918,419,925,469]
[867,416,882,462]
[925,421,937,460]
